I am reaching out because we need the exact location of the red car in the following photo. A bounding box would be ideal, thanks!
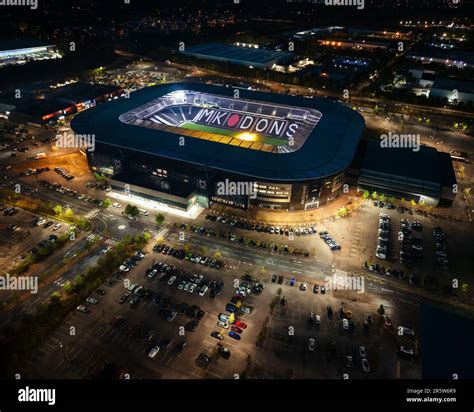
[231,326,243,334]
[384,317,393,331]
[234,320,247,329]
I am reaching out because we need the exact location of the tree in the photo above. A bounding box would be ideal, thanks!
[155,213,165,225]
[338,206,348,217]
[379,194,386,203]
[377,304,385,315]
[362,190,369,200]
[102,199,111,208]
[371,191,378,200]
[124,204,139,217]
[50,291,61,304]
[93,172,107,182]
[63,207,73,218]
[143,231,152,241]
[410,199,417,208]
[200,246,208,256]
[53,205,63,215]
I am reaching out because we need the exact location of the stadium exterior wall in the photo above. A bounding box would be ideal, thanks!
[74,82,365,213]
[86,143,346,212]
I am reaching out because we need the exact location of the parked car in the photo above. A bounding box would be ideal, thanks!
[148,345,160,359]
[362,358,370,372]
[211,331,224,340]
[228,331,241,340]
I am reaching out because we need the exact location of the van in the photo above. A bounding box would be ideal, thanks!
[138,208,149,216]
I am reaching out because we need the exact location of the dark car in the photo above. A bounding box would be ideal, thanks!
[129,296,140,308]
[277,275,284,284]
[211,331,224,340]
[225,303,238,313]
[228,331,241,340]
[271,274,278,283]
[186,320,200,332]
[174,340,187,354]
[218,345,231,359]
[195,310,205,320]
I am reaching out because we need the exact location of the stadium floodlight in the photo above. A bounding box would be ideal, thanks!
[237,132,257,142]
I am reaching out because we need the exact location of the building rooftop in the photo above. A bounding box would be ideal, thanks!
[181,43,294,67]
[359,139,455,198]
[71,82,365,182]
[431,78,474,94]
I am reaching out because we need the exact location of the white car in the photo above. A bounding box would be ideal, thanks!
[119,265,130,272]
[308,338,316,351]
[113,202,121,208]
[359,346,366,358]
[167,276,177,285]
[198,285,209,296]
[315,315,321,325]
[217,321,229,329]
[76,305,89,313]
[342,318,349,330]
[300,282,307,291]
[37,218,46,226]
[400,346,414,356]
[148,345,160,359]
[376,252,386,260]
[195,274,204,284]
[52,223,62,231]
[86,297,98,305]
[101,246,112,254]
[177,280,186,290]
[362,358,370,372]
[183,282,191,291]
[189,284,197,293]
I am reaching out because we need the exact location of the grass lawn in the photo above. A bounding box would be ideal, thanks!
[180,122,284,146]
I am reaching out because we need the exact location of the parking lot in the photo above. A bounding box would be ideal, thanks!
[324,201,471,293]
[18,240,269,379]
[251,279,420,379]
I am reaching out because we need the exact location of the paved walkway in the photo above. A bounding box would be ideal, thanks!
[210,192,360,225]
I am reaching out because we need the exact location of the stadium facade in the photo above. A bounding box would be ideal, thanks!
[71,82,365,214]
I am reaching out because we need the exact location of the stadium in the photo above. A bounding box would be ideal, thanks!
[71,82,365,215]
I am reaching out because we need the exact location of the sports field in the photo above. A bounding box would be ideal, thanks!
[180,122,284,146]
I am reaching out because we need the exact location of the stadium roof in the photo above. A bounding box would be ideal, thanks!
[0,38,54,52]
[71,82,365,181]
[181,43,294,69]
